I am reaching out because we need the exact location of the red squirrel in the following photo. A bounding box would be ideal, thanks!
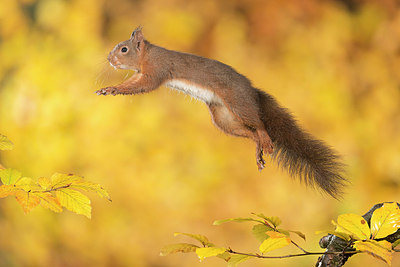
[96,27,346,198]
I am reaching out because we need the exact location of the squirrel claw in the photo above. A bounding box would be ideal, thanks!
[257,155,265,171]
[257,160,265,171]
[96,87,119,96]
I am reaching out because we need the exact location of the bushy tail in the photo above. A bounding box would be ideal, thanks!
[257,90,346,198]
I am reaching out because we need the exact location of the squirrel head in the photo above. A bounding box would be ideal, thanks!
[107,27,145,72]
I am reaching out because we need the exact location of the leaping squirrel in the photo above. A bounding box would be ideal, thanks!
[96,27,346,198]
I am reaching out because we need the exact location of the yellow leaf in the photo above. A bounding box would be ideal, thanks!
[316,230,351,241]
[50,173,79,188]
[336,214,371,240]
[38,177,52,190]
[0,185,19,198]
[259,231,291,253]
[15,191,41,214]
[227,254,251,267]
[354,240,393,265]
[213,217,262,225]
[0,168,22,185]
[55,188,91,218]
[15,177,36,192]
[50,174,111,200]
[371,203,400,239]
[196,247,226,261]
[174,232,211,247]
[0,163,5,170]
[70,180,111,200]
[36,192,63,213]
[160,243,200,256]
[0,135,14,151]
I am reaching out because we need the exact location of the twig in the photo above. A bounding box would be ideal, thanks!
[226,248,360,259]
[32,184,72,193]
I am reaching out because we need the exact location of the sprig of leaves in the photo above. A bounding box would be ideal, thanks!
[0,134,110,218]
[161,205,400,266]
[161,213,306,266]
[0,170,111,218]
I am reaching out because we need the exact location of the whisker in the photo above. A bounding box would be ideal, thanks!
[94,60,111,87]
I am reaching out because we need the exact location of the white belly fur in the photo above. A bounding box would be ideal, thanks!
[165,79,221,104]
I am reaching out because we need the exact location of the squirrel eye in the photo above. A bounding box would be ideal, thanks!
[121,47,128,53]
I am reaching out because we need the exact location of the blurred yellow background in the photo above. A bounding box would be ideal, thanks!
[1,0,400,266]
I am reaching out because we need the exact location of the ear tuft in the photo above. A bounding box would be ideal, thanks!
[131,26,144,40]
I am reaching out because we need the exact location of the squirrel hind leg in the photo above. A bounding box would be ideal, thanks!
[208,103,271,170]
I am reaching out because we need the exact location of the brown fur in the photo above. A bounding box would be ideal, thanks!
[97,27,347,198]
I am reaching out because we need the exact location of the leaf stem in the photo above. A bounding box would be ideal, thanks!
[290,240,309,254]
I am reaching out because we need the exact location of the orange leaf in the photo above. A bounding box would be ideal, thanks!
[15,191,41,214]
[0,185,19,198]
[36,192,63,213]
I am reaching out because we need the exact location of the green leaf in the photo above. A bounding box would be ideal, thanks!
[213,217,263,225]
[196,247,226,261]
[216,251,231,262]
[252,224,273,242]
[259,231,291,254]
[252,213,282,227]
[266,217,282,228]
[277,228,290,237]
[227,254,251,267]
[55,188,91,219]
[0,135,14,150]
[160,243,199,256]
[354,240,393,265]
[174,232,212,247]
[335,214,371,240]
[370,203,400,239]
[392,239,400,249]
[0,169,22,185]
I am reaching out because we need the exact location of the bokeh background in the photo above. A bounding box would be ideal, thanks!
[1,0,400,266]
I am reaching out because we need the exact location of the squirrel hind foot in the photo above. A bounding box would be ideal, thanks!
[256,148,266,171]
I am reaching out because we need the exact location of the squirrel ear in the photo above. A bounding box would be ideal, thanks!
[131,26,144,51]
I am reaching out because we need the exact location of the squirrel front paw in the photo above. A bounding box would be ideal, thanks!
[96,87,119,96]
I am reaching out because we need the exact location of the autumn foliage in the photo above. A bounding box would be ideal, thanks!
[1,0,400,266]
[0,134,110,218]
[162,203,400,266]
